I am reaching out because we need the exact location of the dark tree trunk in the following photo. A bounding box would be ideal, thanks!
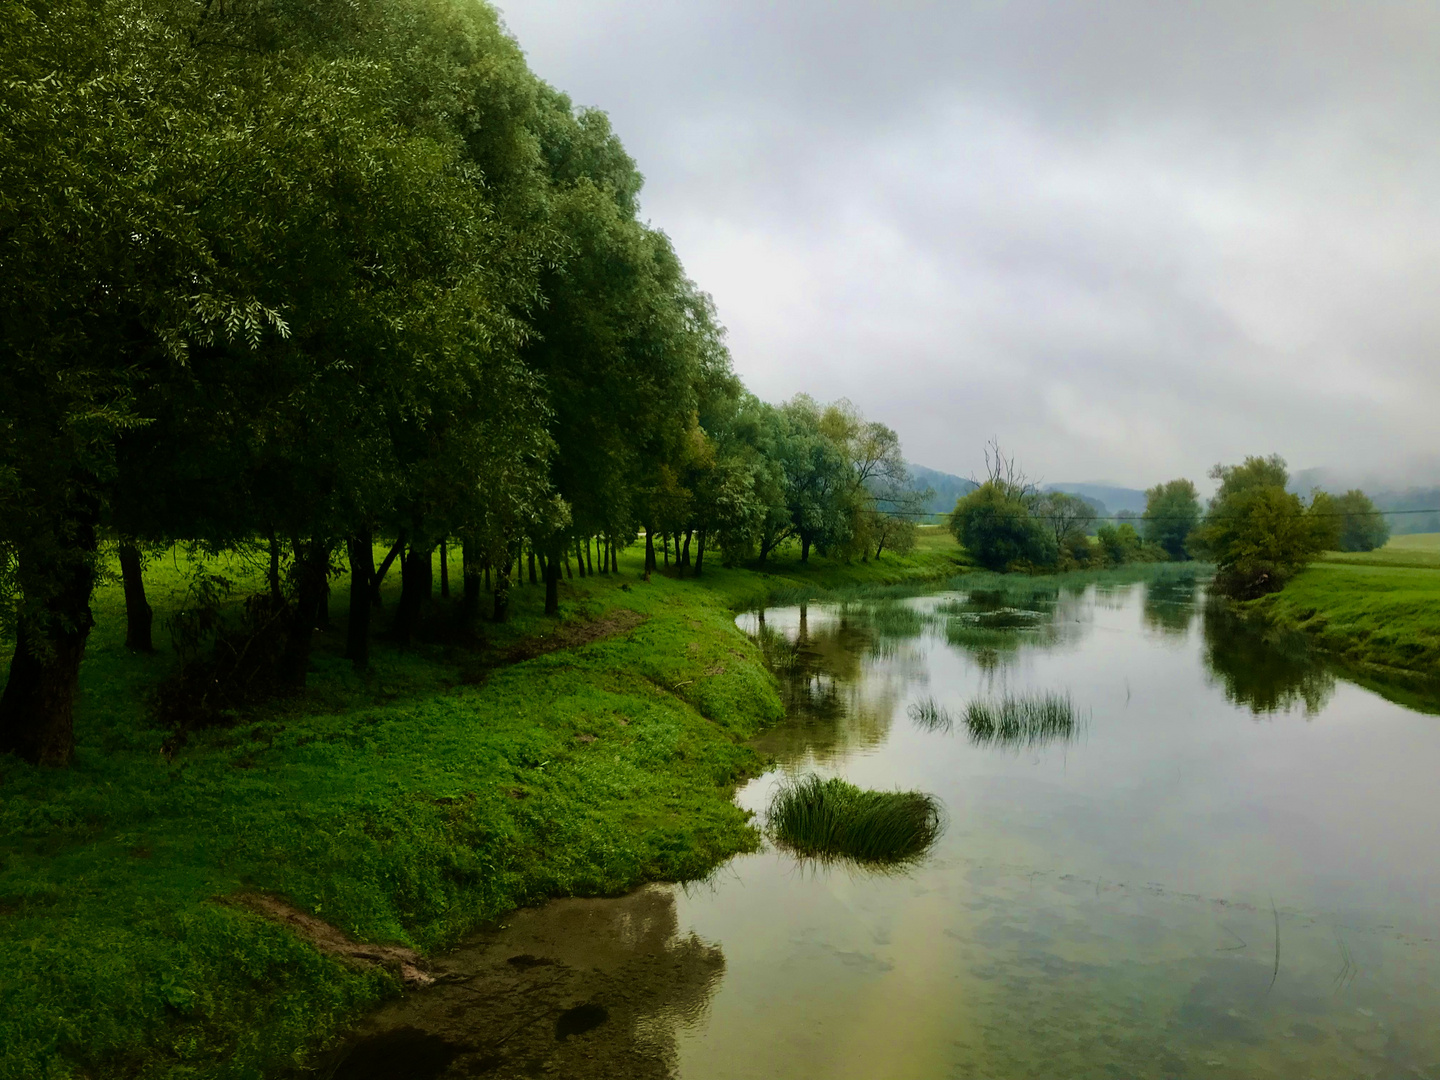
[371,535,404,607]
[492,554,512,622]
[346,532,372,669]
[267,530,282,605]
[694,529,707,577]
[279,540,329,688]
[439,538,450,599]
[662,533,669,568]
[462,537,482,623]
[317,579,330,630]
[680,530,692,576]
[564,547,573,580]
[0,537,97,766]
[484,563,491,591]
[393,539,434,645]
[544,539,562,615]
[575,537,586,578]
[585,537,594,576]
[118,543,153,652]
[644,529,656,579]
[527,545,537,585]
[801,536,812,563]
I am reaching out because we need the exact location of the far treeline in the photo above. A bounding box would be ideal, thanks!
[948,448,1388,595]
[0,0,931,766]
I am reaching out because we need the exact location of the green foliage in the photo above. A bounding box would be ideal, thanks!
[948,482,1056,571]
[1142,478,1201,559]
[765,774,944,865]
[1329,489,1391,552]
[1192,455,1333,598]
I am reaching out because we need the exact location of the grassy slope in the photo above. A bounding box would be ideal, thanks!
[0,532,965,1080]
[1247,534,1440,680]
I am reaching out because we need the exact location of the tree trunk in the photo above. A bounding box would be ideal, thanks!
[544,539,562,615]
[493,554,511,622]
[439,538,450,599]
[527,545,537,585]
[644,529,656,579]
[694,529,707,577]
[267,529,282,604]
[585,537,594,576]
[462,537,482,624]
[345,532,372,669]
[279,540,329,688]
[393,539,434,645]
[574,537,586,578]
[801,536,812,563]
[0,538,97,766]
[662,532,669,568]
[680,530,692,576]
[118,543,153,652]
[371,535,404,607]
[564,547,573,580]
[316,579,330,630]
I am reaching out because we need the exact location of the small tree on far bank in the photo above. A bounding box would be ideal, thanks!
[948,445,1054,570]
[1142,478,1201,559]
[1191,455,1336,599]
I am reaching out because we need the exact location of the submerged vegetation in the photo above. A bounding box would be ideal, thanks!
[765,774,944,865]
[962,692,1081,748]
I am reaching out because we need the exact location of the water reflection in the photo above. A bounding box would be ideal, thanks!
[329,886,723,1080]
[1202,602,1335,716]
[1142,574,1199,635]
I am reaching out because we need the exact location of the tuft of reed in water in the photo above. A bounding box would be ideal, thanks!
[962,691,1079,748]
[907,696,953,733]
[766,775,945,865]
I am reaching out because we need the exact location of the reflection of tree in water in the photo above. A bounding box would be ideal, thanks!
[1142,576,1199,636]
[330,886,723,1080]
[751,603,920,764]
[1202,602,1335,716]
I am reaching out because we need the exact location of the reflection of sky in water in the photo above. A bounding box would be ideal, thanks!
[670,579,1440,1080]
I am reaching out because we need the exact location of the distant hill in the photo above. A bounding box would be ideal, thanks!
[905,463,976,516]
[1043,482,1148,517]
[905,468,1154,521]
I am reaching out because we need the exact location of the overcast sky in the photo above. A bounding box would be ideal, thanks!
[498,1,1440,488]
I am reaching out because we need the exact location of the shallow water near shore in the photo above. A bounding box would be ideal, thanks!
[332,573,1440,1079]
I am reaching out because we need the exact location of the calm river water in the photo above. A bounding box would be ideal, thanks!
[334,573,1440,1080]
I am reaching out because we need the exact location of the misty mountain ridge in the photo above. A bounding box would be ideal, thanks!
[906,465,1147,518]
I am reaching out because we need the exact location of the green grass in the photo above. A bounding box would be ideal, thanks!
[1248,558,1440,680]
[0,533,966,1080]
[764,774,944,865]
[1319,532,1440,571]
[907,696,954,733]
[962,692,1080,748]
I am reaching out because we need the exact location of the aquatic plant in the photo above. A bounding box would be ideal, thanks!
[766,775,945,865]
[907,696,953,733]
[962,691,1080,748]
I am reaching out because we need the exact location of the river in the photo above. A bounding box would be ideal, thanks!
[332,571,1440,1079]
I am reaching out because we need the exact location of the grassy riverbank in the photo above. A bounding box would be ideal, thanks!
[1245,534,1440,682]
[0,533,965,1080]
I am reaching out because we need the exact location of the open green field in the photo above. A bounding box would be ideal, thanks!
[0,534,965,1080]
[1249,538,1440,681]
[1317,531,1440,570]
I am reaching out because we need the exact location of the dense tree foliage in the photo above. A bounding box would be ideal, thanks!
[0,0,930,765]
[1329,489,1390,552]
[1142,479,1202,559]
[1191,456,1337,598]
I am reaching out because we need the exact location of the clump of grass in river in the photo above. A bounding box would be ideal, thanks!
[766,775,945,865]
[907,696,953,733]
[944,621,1026,651]
[962,691,1080,748]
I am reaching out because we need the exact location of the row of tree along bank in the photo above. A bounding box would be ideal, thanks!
[0,0,934,766]
[947,448,1388,597]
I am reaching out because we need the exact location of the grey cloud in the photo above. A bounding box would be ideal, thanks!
[499,1,1440,486]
